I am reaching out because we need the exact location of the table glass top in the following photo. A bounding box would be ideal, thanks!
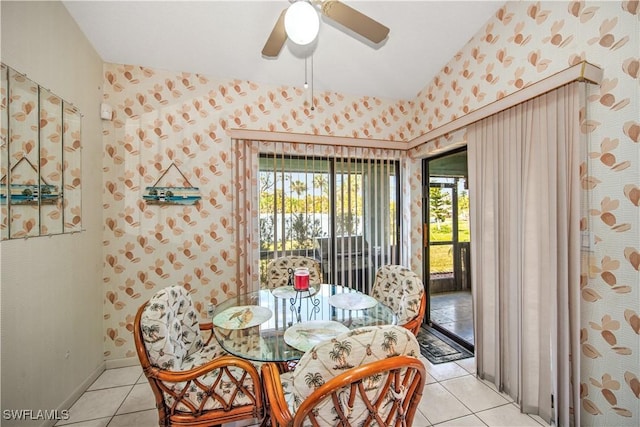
[211,284,396,362]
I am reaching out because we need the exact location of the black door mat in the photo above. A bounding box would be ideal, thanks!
[417,326,474,365]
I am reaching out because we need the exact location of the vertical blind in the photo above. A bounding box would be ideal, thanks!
[233,140,403,294]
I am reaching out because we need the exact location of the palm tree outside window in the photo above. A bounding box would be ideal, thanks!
[258,153,400,293]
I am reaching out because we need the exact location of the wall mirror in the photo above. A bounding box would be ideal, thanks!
[0,63,82,240]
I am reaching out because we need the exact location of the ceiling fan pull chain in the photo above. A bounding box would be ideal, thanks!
[311,54,315,111]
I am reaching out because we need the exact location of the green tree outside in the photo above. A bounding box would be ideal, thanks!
[428,182,470,272]
[429,187,451,227]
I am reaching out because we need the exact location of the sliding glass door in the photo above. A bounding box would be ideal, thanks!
[423,148,474,349]
[259,153,400,294]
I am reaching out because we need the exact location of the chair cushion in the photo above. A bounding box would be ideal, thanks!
[371,265,424,325]
[181,341,227,370]
[287,325,420,423]
[140,285,204,369]
[265,256,322,289]
[279,371,298,414]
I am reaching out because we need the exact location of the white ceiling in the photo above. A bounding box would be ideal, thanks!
[63,0,502,101]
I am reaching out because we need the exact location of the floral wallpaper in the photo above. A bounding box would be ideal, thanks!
[406,1,639,425]
[102,1,638,425]
[101,65,412,358]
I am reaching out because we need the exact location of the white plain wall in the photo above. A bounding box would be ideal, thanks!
[1,2,104,426]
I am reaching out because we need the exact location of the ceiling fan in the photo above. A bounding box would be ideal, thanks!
[262,0,390,57]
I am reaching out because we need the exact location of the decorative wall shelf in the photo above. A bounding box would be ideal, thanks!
[142,162,201,206]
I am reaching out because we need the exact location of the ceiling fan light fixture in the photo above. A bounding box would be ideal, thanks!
[284,1,319,46]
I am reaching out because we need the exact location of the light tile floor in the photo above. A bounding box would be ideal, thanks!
[56,357,550,427]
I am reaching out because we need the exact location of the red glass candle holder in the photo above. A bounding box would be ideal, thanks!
[293,267,310,291]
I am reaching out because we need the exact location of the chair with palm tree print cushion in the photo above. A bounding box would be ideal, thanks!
[261,324,426,426]
[264,255,323,289]
[134,285,264,427]
[371,265,426,336]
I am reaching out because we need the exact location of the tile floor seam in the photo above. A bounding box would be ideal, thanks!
[106,413,117,426]
[432,413,490,427]
[475,401,516,414]
[97,383,133,427]
[528,413,548,427]
[477,401,551,427]
[438,373,517,423]
[425,369,517,426]
[420,379,475,424]
[505,401,549,426]
[438,376,512,414]
[111,382,138,426]
[58,388,119,427]
[112,383,137,418]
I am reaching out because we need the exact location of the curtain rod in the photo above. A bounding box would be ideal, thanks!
[407,61,603,150]
[230,61,602,152]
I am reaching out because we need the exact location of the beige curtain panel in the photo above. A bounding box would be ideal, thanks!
[468,82,583,427]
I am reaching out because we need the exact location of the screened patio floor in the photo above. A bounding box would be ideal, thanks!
[429,290,474,347]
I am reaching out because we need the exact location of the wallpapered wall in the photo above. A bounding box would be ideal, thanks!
[102,1,639,424]
[101,66,412,359]
[406,1,639,425]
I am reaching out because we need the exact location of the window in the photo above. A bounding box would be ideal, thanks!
[259,153,400,293]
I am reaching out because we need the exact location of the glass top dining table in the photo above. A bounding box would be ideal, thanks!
[210,284,396,363]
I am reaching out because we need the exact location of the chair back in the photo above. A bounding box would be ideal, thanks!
[371,265,425,332]
[265,255,322,289]
[139,285,203,370]
[289,325,424,426]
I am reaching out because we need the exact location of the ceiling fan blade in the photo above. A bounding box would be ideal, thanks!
[262,9,288,57]
[321,0,389,44]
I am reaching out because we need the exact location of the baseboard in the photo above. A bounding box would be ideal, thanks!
[38,362,107,427]
[105,356,139,369]
[37,359,139,427]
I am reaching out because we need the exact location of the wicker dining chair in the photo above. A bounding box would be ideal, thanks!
[371,265,426,336]
[262,324,426,426]
[133,285,265,427]
[264,255,322,289]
